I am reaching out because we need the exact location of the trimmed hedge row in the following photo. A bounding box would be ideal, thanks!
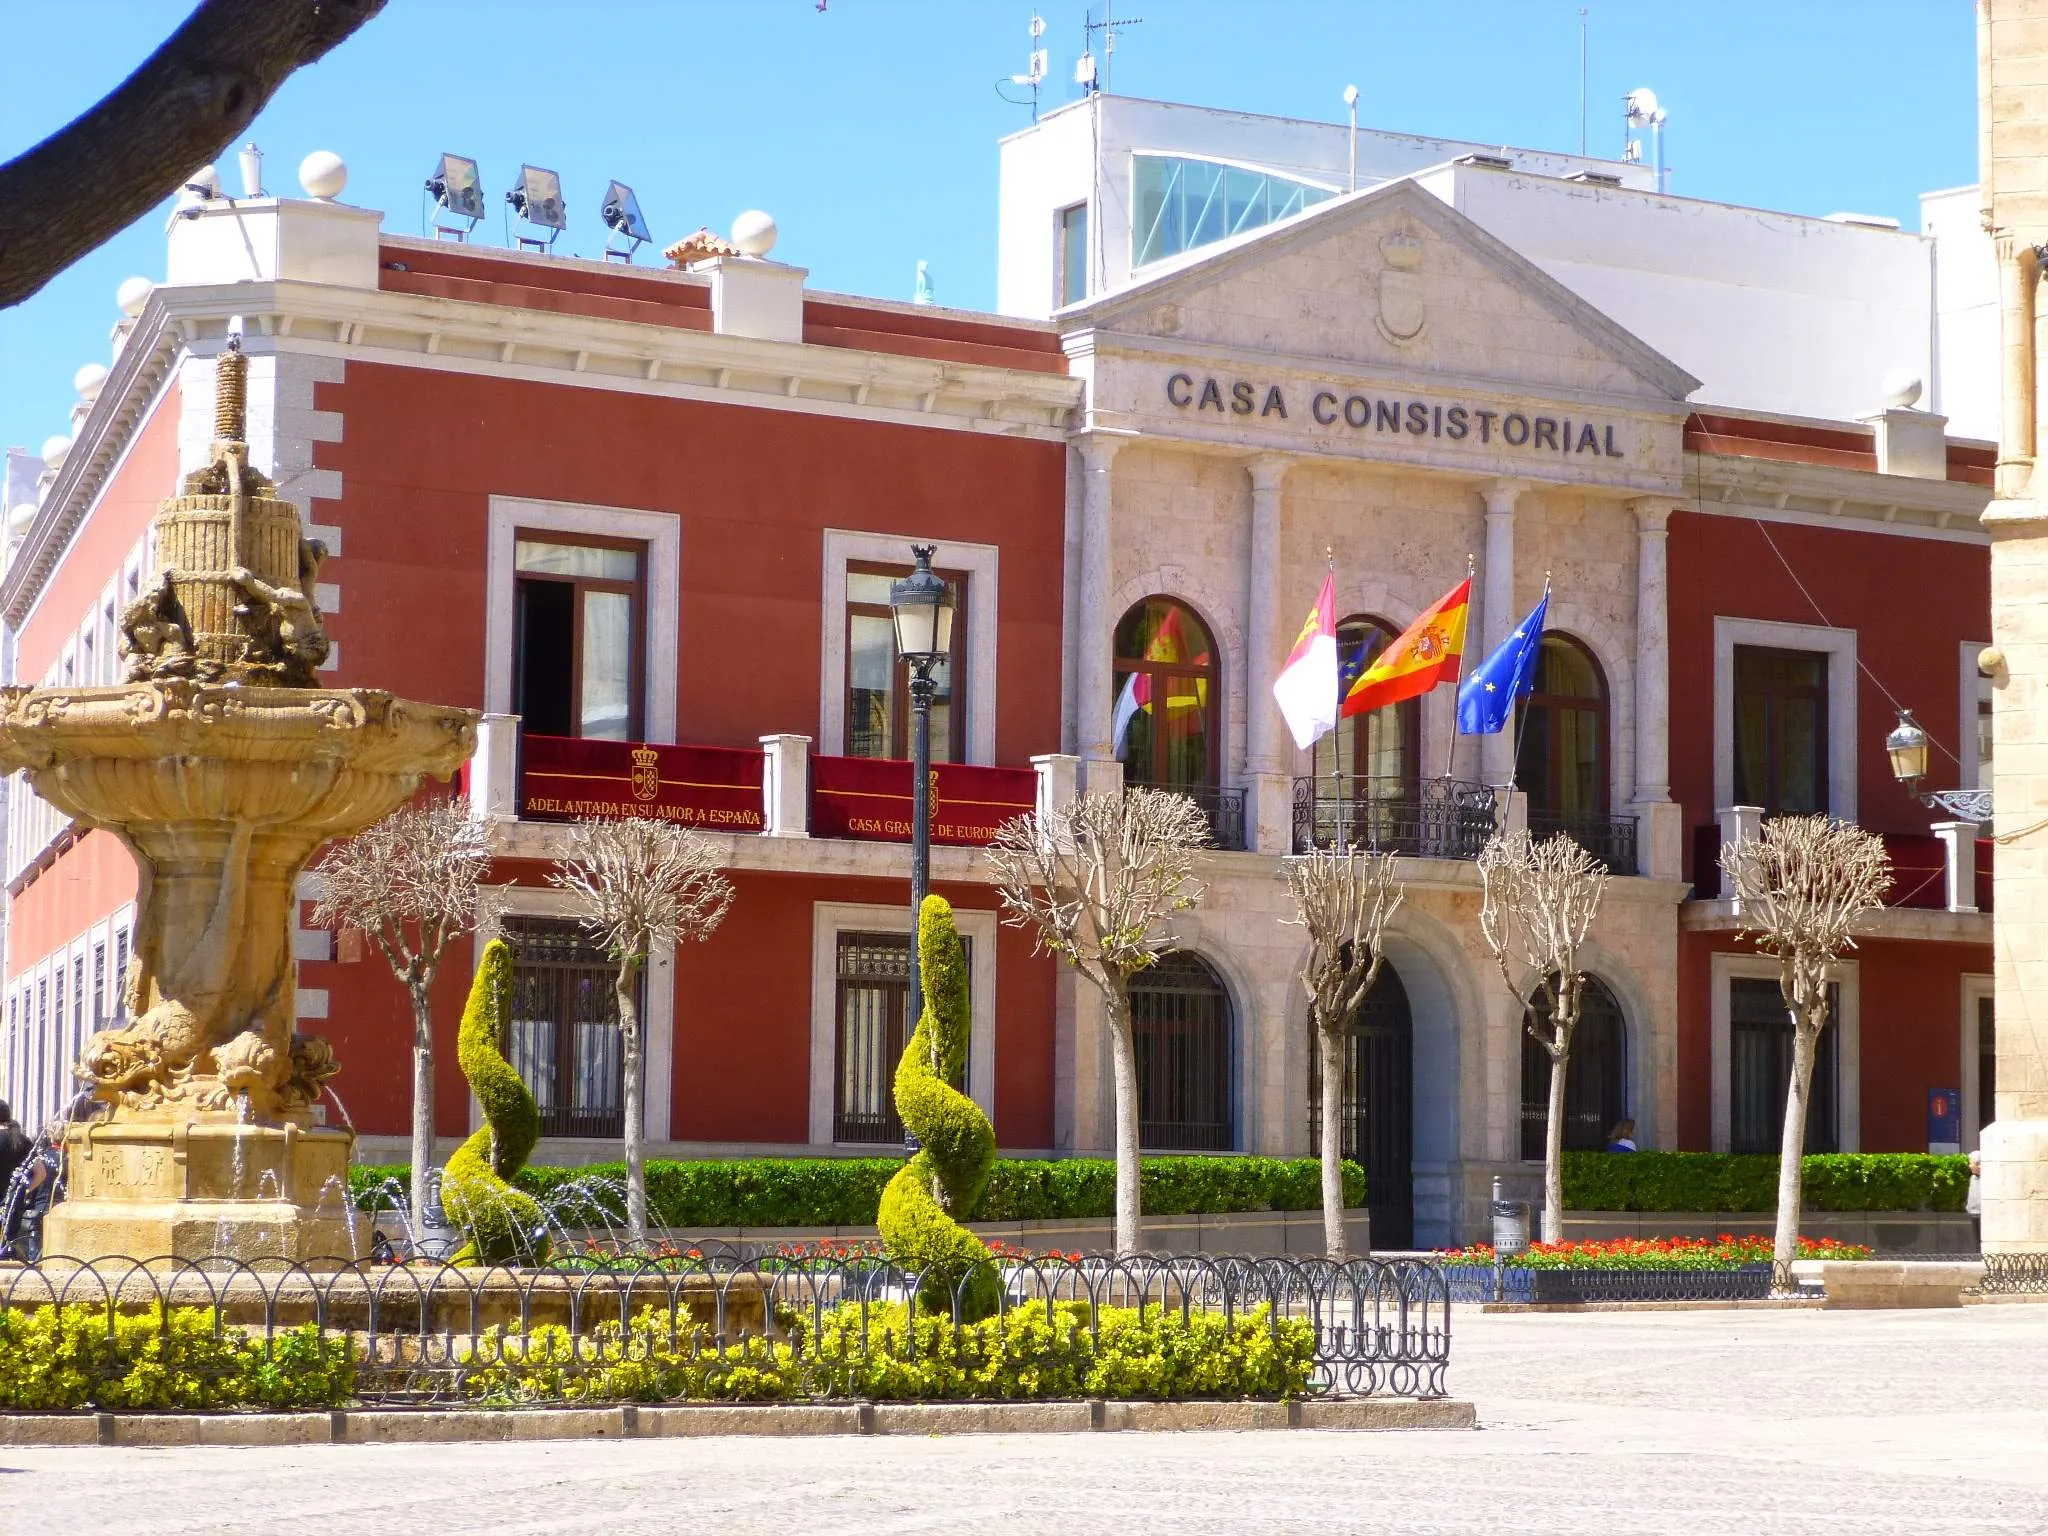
[1561,1151,1970,1213]
[352,1155,1365,1228]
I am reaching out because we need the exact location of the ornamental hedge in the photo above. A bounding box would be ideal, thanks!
[0,1305,356,1411]
[351,1155,1365,1229]
[1560,1151,1970,1213]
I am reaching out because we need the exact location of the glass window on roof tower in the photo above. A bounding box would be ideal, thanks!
[1131,155,1336,269]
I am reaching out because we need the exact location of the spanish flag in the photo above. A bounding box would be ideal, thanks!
[1340,578,1471,718]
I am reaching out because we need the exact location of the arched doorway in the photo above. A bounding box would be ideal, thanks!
[1307,962,1414,1249]
[1520,975,1628,1160]
[1131,950,1234,1151]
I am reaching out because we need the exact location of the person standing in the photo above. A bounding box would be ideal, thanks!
[0,1101,32,1255]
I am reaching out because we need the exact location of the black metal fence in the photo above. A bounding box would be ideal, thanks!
[1981,1253,2048,1294]
[1526,810,1639,877]
[0,1252,1452,1405]
[1292,776,1498,859]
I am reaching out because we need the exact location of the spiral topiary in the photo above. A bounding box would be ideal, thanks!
[876,896,1000,1317]
[442,938,545,1265]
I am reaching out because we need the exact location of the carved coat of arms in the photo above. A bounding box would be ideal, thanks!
[1376,231,1426,344]
[630,745,660,802]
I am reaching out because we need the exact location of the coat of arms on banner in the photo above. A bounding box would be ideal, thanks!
[631,745,661,802]
[1376,230,1426,344]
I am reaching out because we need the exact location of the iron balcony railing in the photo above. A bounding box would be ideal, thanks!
[1129,781,1248,851]
[1292,775,1498,860]
[1527,809,1639,877]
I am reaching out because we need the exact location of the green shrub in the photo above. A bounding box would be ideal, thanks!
[441,940,545,1263]
[0,1304,355,1411]
[351,1155,1364,1228]
[460,1300,1313,1403]
[876,898,1000,1316]
[1561,1151,1970,1213]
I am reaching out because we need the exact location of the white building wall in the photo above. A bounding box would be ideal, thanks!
[1923,183,2001,440]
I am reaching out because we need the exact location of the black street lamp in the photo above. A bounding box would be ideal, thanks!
[889,544,957,1033]
[1885,708,1992,821]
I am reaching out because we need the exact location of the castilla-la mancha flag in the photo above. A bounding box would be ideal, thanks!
[1341,577,1471,718]
[1272,571,1340,749]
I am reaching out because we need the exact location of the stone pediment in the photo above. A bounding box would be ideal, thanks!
[1069,178,1699,405]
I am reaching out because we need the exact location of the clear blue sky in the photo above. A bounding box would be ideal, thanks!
[0,1,1978,461]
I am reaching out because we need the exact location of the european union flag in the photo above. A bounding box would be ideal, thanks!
[1456,591,1548,735]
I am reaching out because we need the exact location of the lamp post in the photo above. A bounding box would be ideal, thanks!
[889,544,957,1037]
[1886,707,1993,822]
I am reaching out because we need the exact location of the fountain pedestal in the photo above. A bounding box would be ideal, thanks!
[1,336,476,1264]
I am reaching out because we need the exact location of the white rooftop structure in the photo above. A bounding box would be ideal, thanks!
[998,94,1998,438]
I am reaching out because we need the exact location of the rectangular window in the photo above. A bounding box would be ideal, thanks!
[832,931,970,1143]
[71,954,84,1063]
[1729,977,1838,1154]
[1733,646,1829,815]
[513,534,645,741]
[1056,202,1089,307]
[504,918,627,1139]
[1978,993,1996,1135]
[92,943,106,1029]
[844,564,965,762]
[113,927,130,1024]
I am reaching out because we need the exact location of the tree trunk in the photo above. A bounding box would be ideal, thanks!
[408,980,435,1237]
[617,954,647,1246]
[1104,985,1143,1257]
[1318,1016,1349,1260]
[1543,1043,1569,1244]
[1773,1019,1819,1286]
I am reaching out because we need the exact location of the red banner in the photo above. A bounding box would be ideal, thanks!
[519,734,765,832]
[811,755,1036,846]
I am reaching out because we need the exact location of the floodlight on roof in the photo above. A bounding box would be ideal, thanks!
[506,164,566,251]
[426,153,485,240]
[600,181,651,263]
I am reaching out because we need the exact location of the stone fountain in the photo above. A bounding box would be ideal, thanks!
[0,337,476,1261]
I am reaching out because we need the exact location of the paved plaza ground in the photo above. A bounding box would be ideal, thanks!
[3,1303,2044,1534]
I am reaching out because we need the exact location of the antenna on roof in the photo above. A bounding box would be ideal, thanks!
[1624,87,1667,193]
[1004,14,1050,121]
[1079,2,1140,96]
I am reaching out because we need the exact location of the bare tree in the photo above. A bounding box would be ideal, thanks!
[1285,847,1404,1259]
[1719,814,1890,1282]
[986,787,1209,1256]
[0,0,388,310]
[312,797,494,1227]
[552,818,734,1244]
[1477,829,1610,1244]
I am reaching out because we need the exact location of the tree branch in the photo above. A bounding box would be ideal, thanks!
[0,0,388,310]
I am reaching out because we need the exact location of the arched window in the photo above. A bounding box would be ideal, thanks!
[1113,598,1220,793]
[1306,960,1414,1249]
[1520,975,1628,1160]
[1516,635,1609,820]
[1305,615,1421,851]
[1132,950,1233,1151]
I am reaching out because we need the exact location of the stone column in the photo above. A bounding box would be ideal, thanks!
[1476,480,1521,787]
[467,713,520,820]
[2000,233,2039,498]
[1628,499,1683,879]
[1931,821,1982,915]
[1986,497,2048,1252]
[1075,433,1125,794]
[1243,455,1291,853]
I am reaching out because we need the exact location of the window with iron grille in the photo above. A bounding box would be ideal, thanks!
[832,931,973,1144]
[1730,976,1838,1154]
[1132,950,1233,1151]
[504,918,631,1140]
[1520,975,1628,1160]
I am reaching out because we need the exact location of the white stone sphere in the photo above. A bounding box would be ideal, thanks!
[298,150,348,200]
[731,209,778,257]
[73,363,108,401]
[116,276,153,318]
[1881,368,1923,409]
[40,435,71,469]
[6,503,35,536]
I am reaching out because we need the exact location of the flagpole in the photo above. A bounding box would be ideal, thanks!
[1324,546,1350,850]
[1440,552,1475,783]
[1503,571,1553,831]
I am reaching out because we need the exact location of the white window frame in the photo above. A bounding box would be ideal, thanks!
[818,530,999,764]
[1710,950,1860,1154]
[1712,617,1858,821]
[1962,972,1995,1154]
[484,496,682,745]
[1959,639,1993,793]
[472,886,678,1143]
[808,901,997,1146]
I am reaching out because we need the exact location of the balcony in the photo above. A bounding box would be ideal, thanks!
[1690,817,1993,915]
[1127,781,1247,852]
[1291,775,1498,860]
[1528,809,1639,877]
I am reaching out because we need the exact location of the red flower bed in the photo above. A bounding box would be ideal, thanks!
[1435,1234,1872,1270]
